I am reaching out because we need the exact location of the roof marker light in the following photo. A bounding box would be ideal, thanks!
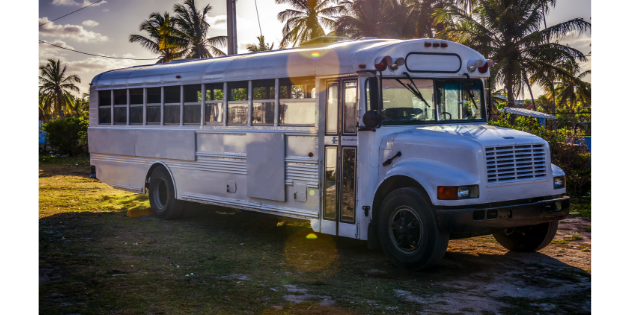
[432,42,440,48]
[440,42,448,48]
[358,64,366,69]
[424,42,432,48]
[176,75,181,79]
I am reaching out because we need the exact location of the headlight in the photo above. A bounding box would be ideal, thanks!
[438,185,479,200]
[554,176,566,189]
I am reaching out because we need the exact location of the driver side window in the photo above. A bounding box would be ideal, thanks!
[381,78,435,124]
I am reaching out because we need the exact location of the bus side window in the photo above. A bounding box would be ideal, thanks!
[228,81,248,125]
[163,86,181,124]
[146,87,161,124]
[129,88,143,125]
[183,84,201,124]
[279,77,316,126]
[113,89,127,125]
[205,83,224,124]
[252,79,275,125]
[98,90,112,124]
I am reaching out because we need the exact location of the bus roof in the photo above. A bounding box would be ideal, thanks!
[91,38,488,90]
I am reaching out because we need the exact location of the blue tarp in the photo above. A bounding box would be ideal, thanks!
[39,121,47,144]
[577,136,591,152]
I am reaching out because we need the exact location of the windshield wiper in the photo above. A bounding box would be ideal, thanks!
[462,73,479,110]
[394,72,431,108]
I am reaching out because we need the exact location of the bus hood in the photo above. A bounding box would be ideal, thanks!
[405,123,544,147]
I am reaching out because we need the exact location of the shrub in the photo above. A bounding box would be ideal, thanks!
[489,112,591,198]
[42,116,89,157]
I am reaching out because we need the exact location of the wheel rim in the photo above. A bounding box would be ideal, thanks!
[389,206,423,253]
[155,178,168,209]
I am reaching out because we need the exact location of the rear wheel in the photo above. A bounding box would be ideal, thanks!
[377,187,449,270]
[493,221,558,252]
[148,166,184,220]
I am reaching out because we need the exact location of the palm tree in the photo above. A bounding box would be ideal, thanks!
[334,0,406,39]
[434,0,590,109]
[129,12,187,63]
[276,0,346,47]
[39,59,81,118]
[173,0,227,58]
[551,60,590,112]
[247,36,275,52]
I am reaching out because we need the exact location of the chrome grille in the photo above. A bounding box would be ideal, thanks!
[486,144,547,183]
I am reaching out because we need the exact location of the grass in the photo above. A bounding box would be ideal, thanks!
[39,156,591,314]
[570,197,591,218]
[40,157,459,314]
[569,232,584,240]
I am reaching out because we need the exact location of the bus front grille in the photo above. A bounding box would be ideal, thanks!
[485,144,547,183]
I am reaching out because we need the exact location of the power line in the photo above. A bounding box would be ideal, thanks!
[254,0,262,37]
[39,0,106,27]
[39,40,159,61]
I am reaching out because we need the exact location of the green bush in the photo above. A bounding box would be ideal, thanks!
[489,112,591,198]
[42,116,89,157]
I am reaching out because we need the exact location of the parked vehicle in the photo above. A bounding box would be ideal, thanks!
[88,38,570,270]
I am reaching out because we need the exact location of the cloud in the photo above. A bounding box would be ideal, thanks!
[207,15,227,27]
[82,20,99,27]
[39,17,108,42]
[52,0,107,6]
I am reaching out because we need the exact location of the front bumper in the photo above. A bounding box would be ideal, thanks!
[435,196,571,235]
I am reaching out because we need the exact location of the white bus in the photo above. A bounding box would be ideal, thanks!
[88,38,570,270]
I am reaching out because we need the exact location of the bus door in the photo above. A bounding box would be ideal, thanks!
[322,78,359,238]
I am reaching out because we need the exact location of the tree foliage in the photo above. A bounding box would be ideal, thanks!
[42,116,89,157]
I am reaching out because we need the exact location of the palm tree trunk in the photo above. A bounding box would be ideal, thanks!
[523,71,536,109]
[550,82,557,130]
[505,78,515,107]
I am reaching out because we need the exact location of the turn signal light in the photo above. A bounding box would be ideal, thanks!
[438,185,480,200]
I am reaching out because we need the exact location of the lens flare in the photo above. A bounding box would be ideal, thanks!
[311,52,320,58]
[306,233,318,239]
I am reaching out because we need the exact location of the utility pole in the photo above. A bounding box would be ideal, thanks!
[226,0,237,55]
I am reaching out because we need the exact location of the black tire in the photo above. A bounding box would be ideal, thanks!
[492,221,559,252]
[148,166,184,220]
[377,187,449,270]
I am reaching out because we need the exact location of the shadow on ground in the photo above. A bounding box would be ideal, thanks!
[39,202,591,315]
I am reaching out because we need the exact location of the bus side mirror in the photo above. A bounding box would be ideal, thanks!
[362,111,379,131]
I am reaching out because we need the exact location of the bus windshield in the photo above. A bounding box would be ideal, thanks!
[380,78,485,125]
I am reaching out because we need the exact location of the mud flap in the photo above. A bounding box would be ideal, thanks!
[367,220,380,250]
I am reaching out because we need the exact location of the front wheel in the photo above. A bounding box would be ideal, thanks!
[377,187,449,270]
[492,221,559,252]
[148,166,184,220]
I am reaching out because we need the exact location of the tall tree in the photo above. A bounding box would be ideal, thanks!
[173,0,227,58]
[434,0,590,108]
[334,0,406,38]
[39,59,81,118]
[129,12,187,63]
[276,0,345,47]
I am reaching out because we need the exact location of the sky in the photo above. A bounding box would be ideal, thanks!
[38,0,591,97]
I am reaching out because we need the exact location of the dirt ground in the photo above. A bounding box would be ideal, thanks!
[39,157,591,314]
